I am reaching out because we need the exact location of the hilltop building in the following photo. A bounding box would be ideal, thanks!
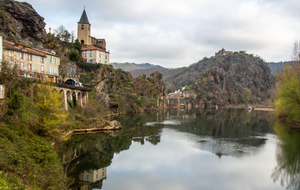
[215,48,232,57]
[78,9,110,64]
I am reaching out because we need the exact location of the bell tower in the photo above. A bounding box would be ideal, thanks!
[77,9,91,45]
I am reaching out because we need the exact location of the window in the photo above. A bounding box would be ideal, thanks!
[99,60,101,63]
[81,25,84,30]
[55,57,57,64]
[85,53,87,57]
[82,175,84,180]
[19,52,24,59]
[28,64,32,71]
[20,62,23,69]
[89,59,93,63]
[9,60,12,67]
[87,175,89,180]
[54,67,57,74]
[96,174,98,179]
[0,85,5,99]
[90,52,92,57]
[105,61,107,64]
[102,172,104,177]
[105,55,107,59]
[99,53,101,58]
[50,56,52,63]
[40,57,44,63]
[41,65,44,72]
[50,66,53,75]
[28,54,33,61]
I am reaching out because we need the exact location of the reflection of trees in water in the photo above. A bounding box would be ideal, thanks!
[167,108,275,138]
[59,112,164,189]
[272,120,300,190]
[166,108,275,157]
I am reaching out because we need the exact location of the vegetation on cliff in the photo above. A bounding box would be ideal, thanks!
[166,52,275,107]
[76,63,166,114]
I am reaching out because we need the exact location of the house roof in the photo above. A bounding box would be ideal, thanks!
[3,40,58,58]
[78,9,90,24]
[82,45,109,53]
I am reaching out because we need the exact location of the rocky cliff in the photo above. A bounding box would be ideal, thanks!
[0,0,46,47]
[165,52,276,106]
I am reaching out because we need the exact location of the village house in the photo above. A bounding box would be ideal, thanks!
[78,9,110,64]
[1,36,60,82]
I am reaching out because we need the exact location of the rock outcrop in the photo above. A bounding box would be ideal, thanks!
[0,0,47,47]
[165,52,275,106]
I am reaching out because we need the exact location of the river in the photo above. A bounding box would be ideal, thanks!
[61,109,300,190]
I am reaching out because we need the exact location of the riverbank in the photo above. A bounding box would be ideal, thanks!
[224,104,274,111]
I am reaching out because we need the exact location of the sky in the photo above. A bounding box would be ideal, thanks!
[21,0,300,68]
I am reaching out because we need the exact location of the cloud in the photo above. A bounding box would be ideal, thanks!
[21,0,300,68]
[102,128,281,190]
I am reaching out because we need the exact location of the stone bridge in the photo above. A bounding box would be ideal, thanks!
[29,84,90,110]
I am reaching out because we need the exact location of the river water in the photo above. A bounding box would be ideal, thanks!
[62,109,300,190]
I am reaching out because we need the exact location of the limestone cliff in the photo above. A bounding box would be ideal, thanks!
[0,0,47,48]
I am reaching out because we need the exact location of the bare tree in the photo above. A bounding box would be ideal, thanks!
[70,31,75,43]
[54,25,71,42]
[54,25,66,41]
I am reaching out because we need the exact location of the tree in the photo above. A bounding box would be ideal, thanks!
[33,85,67,137]
[241,88,251,104]
[274,42,300,123]
[70,31,75,43]
[54,25,71,42]
[54,25,66,41]
[74,39,82,53]
[69,49,82,62]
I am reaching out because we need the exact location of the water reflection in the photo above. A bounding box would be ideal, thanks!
[60,108,285,189]
[59,112,163,189]
[78,168,107,190]
[272,120,300,190]
[153,109,275,158]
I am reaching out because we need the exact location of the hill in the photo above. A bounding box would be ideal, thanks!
[130,61,293,78]
[110,62,164,71]
[165,52,275,105]
[267,61,294,73]
[130,52,276,106]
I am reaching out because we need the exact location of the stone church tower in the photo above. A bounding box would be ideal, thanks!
[77,9,91,45]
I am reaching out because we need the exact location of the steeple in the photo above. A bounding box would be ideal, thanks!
[78,9,90,24]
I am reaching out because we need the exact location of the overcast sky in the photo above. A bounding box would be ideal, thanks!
[21,0,300,68]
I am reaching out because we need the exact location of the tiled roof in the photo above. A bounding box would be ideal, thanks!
[78,9,90,24]
[82,45,108,53]
[3,40,58,57]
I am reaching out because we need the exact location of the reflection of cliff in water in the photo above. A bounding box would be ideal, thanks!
[59,113,163,189]
[272,120,300,190]
[163,109,276,158]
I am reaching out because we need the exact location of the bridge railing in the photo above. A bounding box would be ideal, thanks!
[55,80,93,90]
